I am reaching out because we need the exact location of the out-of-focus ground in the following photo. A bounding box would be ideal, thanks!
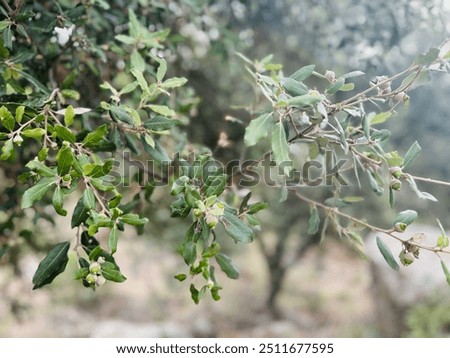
[0,233,375,338]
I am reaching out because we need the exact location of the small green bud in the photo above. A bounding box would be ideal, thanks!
[193,208,203,218]
[89,262,101,274]
[394,91,407,103]
[390,178,402,191]
[62,174,71,182]
[390,166,403,179]
[85,273,96,285]
[13,134,24,145]
[206,279,214,290]
[325,70,336,82]
[399,250,414,266]
[205,213,218,229]
[97,256,106,264]
[394,222,407,232]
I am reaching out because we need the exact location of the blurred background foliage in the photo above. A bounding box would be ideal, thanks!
[1,0,450,337]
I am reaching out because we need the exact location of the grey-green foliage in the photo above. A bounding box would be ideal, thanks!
[0,1,262,300]
[1,0,450,304]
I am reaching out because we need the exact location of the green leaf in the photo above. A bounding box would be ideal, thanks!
[130,68,150,93]
[119,81,139,95]
[109,106,134,125]
[64,105,75,126]
[15,105,25,123]
[115,34,135,44]
[120,213,148,226]
[32,241,70,289]
[131,49,145,72]
[370,129,391,142]
[170,196,191,218]
[414,47,439,65]
[247,202,268,214]
[0,105,14,131]
[22,128,46,139]
[271,122,292,176]
[3,27,12,49]
[400,69,431,90]
[143,116,181,131]
[339,70,365,79]
[38,147,49,162]
[307,205,320,235]
[202,243,220,259]
[393,210,418,226]
[281,78,308,96]
[376,237,400,271]
[82,124,107,147]
[404,174,437,202]
[83,188,96,210]
[367,171,384,196]
[204,174,228,197]
[190,284,200,304]
[156,57,167,82]
[147,104,175,117]
[73,267,89,280]
[370,111,392,125]
[436,219,449,249]
[108,226,119,254]
[52,186,67,216]
[339,83,355,91]
[16,69,50,94]
[0,20,9,31]
[287,93,324,108]
[0,139,13,160]
[362,114,370,138]
[221,210,254,243]
[440,260,450,286]
[21,177,55,209]
[216,253,239,279]
[244,112,274,147]
[56,146,73,176]
[174,273,187,282]
[326,78,345,94]
[324,197,350,208]
[102,267,127,282]
[142,137,170,163]
[71,196,90,228]
[54,125,76,143]
[402,141,421,169]
[182,227,197,265]
[26,159,55,177]
[161,77,188,89]
[89,246,103,261]
[128,9,142,37]
[61,89,80,101]
[290,65,315,81]
[389,187,395,209]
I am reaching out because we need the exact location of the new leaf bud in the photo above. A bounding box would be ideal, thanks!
[399,250,414,266]
[389,166,403,179]
[390,178,402,191]
[394,222,407,232]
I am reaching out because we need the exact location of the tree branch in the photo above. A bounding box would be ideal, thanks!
[291,189,450,255]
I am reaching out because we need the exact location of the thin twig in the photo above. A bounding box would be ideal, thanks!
[409,174,450,188]
[291,189,450,255]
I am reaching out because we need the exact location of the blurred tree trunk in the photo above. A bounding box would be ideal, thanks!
[259,208,318,317]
